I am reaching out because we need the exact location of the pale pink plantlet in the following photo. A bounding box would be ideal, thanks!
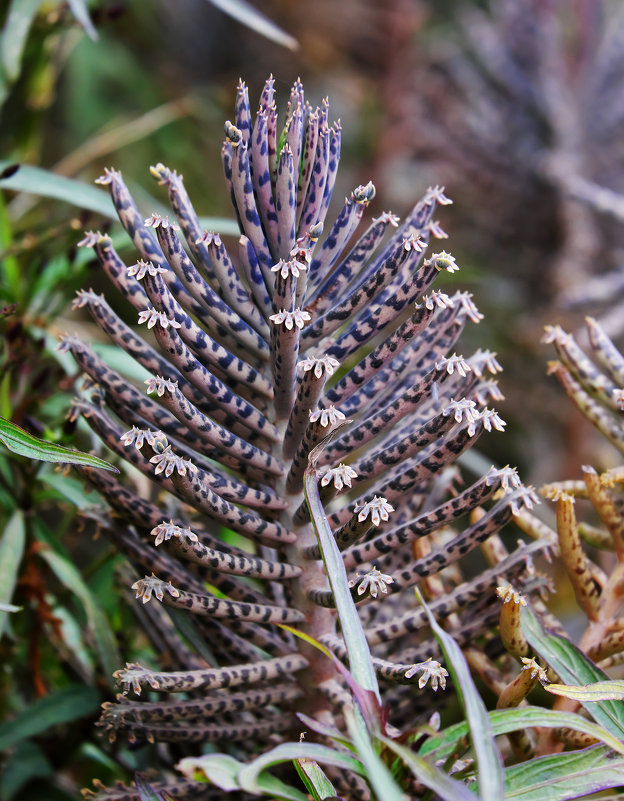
[120,426,160,450]
[480,408,507,433]
[486,465,521,490]
[372,211,400,227]
[428,219,448,239]
[131,574,180,604]
[436,354,471,377]
[349,567,394,598]
[403,234,425,252]
[443,398,479,425]
[430,251,459,274]
[269,309,311,330]
[453,292,484,323]
[309,406,345,427]
[425,290,454,311]
[405,658,449,691]
[137,307,181,330]
[520,657,548,682]
[77,230,107,248]
[426,185,453,205]
[320,464,358,491]
[271,259,306,279]
[144,212,179,230]
[150,520,198,546]
[508,485,540,514]
[357,496,394,526]
[196,231,222,246]
[127,260,168,280]
[149,446,198,478]
[299,355,340,378]
[145,375,179,397]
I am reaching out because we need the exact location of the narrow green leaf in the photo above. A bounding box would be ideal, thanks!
[1,0,42,82]
[545,679,624,701]
[39,470,102,509]
[294,757,338,801]
[304,432,380,703]
[0,162,115,216]
[0,741,53,801]
[416,587,504,801]
[344,711,406,801]
[205,0,298,50]
[503,744,624,800]
[38,547,120,686]
[0,416,118,472]
[0,685,100,750]
[0,161,239,234]
[67,0,98,40]
[0,509,25,638]
[522,605,624,737]
[378,733,477,801]
[179,748,313,801]
[419,706,624,761]
[237,742,364,796]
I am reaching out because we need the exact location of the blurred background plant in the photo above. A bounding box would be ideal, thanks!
[4,0,624,798]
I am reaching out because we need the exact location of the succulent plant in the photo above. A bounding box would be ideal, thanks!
[63,77,544,800]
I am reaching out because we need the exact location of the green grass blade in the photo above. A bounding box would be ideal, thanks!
[304,433,380,702]
[419,705,624,761]
[0,162,116,217]
[293,757,338,801]
[416,588,503,801]
[179,743,362,800]
[1,0,42,82]
[67,0,98,40]
[545,679,624,701]
[0,741,53,801]
[238,742,364,793]
[503,744,624,800]
[0,416,118,472]
[379,733,477,801]
[345,710,409,801]
[522,605,624,737]
[0,509,25,638]
[0,685,100,749]
[38,547,120,686]
[205,0,298,50]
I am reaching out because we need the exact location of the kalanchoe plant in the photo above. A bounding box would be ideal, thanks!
[63,78,545,800]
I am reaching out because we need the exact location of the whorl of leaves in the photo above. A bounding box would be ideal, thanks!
[69,78,542,800]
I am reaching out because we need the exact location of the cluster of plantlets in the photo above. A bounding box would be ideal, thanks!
[48,76,624,800]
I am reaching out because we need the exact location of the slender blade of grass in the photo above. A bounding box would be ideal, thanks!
[0,416,118,472]
[304,431,380,702]
[0,509,25,638]
[416,587,504,801]
[522,605,624,737]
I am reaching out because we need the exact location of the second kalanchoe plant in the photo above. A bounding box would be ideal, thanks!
[65,78,542,799]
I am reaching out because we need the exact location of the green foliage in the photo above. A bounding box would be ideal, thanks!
[0,416,118,471]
